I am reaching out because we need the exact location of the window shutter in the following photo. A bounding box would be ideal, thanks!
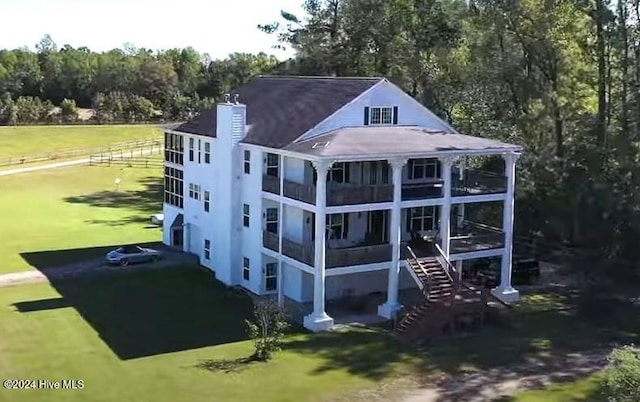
[364,107,370,125]
[393,106,398,124]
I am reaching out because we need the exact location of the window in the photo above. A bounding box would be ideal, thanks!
[265,263,277,291]
[189,183,201,200]
[265,207,278,233]
[243,204,250,227]
[198,139,202,163]
[327,162,349,183]
[369,106,394,125]
[204,239,210,260]
[188,138,194,162]
[243,257,250,281]
[204,142,211,164]
[408,158,439,180]
[326,213,348,240]
[407,206,437,233]
[164,166,184,208]
[164,132,184,165]
[244,150,251,174]
[266,153,279,177]
[204,191,210,212]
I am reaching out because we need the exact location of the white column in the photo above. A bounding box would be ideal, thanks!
[438,155,458,258]
[303,159,334,332]
[378,158,407,319]
[277,154,284,307]
[492,152,521,303]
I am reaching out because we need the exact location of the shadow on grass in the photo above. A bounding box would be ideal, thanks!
[196,356,265,374]
[20,242,162,270]
[13,266,255,360]
[283,301,640,384]
[63,176,163,226]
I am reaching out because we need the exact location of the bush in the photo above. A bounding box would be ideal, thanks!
[603,345,640,402]
[245,299,289,361]
[60,98,79,122]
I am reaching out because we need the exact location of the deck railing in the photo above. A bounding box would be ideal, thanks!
[282,237,314,266]
[327,184,393,206]
[326,243,392,268]
[452,169,507,196]
[262,175,280,195]
[283,180,316,204]
[262,230,279,252]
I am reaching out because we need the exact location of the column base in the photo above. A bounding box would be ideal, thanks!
[303,313,334,332]
[377,302,403,319]
[491,286,520,303]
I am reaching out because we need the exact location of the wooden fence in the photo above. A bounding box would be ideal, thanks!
[0,138,162,167]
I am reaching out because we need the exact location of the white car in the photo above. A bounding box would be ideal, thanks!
[151,214,164,225]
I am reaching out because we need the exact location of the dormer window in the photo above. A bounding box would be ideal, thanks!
[364,106,398,125]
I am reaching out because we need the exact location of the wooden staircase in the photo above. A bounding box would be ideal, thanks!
[396,240,485,345]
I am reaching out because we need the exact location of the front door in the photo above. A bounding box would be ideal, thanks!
[368,210,386,243]
[172,228,183,248]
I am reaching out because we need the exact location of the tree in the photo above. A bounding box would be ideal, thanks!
[244,299,289,361]
[59,98,78,122]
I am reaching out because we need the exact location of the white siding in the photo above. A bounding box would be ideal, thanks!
[283,156,306,183]
[239,146,264,294]
[300,80,453,141]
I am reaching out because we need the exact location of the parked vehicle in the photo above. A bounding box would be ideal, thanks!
[468,256,540,288]
[106,245,162,266]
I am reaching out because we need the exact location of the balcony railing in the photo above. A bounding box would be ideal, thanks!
[326,243,392,268]
[401,181,444,200]
[282,237,314,266]
[283,180,316,205]
[453,169,506,196]
[262,174,280,195]
[401,222,505,257]
[327,183,393,206]
[262,230,279,252]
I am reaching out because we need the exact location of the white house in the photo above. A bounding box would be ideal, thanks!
[162,76,523,332]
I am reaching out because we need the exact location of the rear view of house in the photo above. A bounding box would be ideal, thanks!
[162,76,522,332]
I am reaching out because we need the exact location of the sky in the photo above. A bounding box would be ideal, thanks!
[0,0,304,60]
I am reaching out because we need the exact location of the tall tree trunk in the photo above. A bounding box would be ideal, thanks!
[595,0,608,146]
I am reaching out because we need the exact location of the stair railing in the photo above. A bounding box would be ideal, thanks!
[405,245,433,301]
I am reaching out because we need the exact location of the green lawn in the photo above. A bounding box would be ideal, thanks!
[507,374,605,401]
[0,268,411,402]
[0,125,162,159]
[0,161,162,274]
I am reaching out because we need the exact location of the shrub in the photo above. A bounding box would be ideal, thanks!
[245,299,289,361]
[60,98,79,122]
[603,345,640,402]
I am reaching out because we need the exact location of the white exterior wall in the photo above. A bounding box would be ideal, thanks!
[237,146,263,293]
[283,156,306,184]
[283,204,305,243]
[301,80,453,141]
[325,268,416,300]
[282,262,303,302]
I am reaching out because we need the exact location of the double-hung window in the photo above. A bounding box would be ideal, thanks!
[266,153,279,177]
[326,213,348,240]
[204,191,210,212]
[327,162,348,183]
[197,139,202,163]
[369,106,394,125]
[243,257,250,281]
[265,263,277,291]
[407,206,437,233]
[244,150,251,174]
[189,183,201,200]
[243,204,250,227]
[204,142,211,164]
[188,138,194,162]
[204,239,211,260]
[265,208,278,233]
[408,158,439,180]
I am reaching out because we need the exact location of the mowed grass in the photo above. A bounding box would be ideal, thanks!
[508,374,606,401]
[0,161,163,274]
[0,268,406,402]
[0,125,163,159]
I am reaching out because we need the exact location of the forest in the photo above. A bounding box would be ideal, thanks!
[1,0,640,262]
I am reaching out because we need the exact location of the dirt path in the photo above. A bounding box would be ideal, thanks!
[0,147,157,176]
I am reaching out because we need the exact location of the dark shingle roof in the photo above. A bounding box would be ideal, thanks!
[284,126,522,158]
[174,76,383,149]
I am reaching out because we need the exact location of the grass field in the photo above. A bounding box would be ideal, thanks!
[507,374,605,401]
[0,125,163,159]
[0,160,162,274]
[0,268,411,402]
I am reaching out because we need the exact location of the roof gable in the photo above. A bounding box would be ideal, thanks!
[174,76,383,149]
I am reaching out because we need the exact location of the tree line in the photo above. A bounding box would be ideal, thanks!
[258,0,640,261]
[0,35,280,124]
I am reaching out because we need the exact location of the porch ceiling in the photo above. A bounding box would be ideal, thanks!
[284,126,522,160]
